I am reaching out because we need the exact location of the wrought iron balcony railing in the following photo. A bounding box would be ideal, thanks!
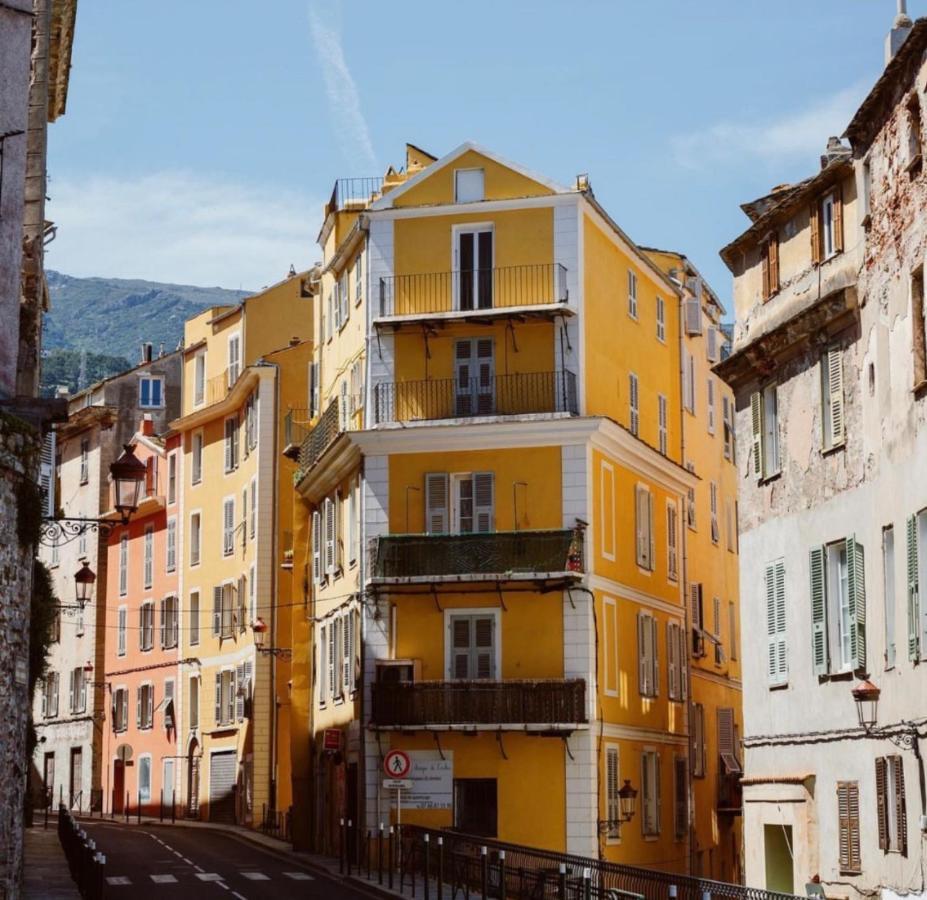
[326,177,385,216]
[371,679,587,728]
[372,370,577,424]
[297,397,340,474]
[379,263,568,318]
[283,408,312,452]
[368,528,583,581]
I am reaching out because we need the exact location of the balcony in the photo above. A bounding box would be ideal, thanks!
[283,408,311,458]
[370,679,587,729]
[297,397,340,474]
[326,177,385,217]
[372,370,577,425]
[378,263,569,320]
[368,528,583,587]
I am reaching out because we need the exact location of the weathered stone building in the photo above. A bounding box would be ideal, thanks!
[717,8,927,896]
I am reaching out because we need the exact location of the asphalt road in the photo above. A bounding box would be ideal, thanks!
[82,821,369,899]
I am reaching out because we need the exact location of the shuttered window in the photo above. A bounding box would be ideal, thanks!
[119,534,128,596]
[309,361,320,418]
[629,373,639,436]
[837,781,861,873]
[249,478,257,539]
[667,621,686,701]
[722,396,734,460]
[425,473,449,534]
[718,708,741,774]
[750,383,780,480]
[222,498,235,556]
[143,526,153,588]
[139,602,154,651]
[224,416,239,473]
[691,582,705,657]
[884,526,897,669]
[907,512,925,661]
[429,472,495,536]
[709,482,719,544]
[876,755,907,855]
[137,683,154,729]
[637,612,659,697]
[191,432,203,485]
[449,614,496,680]
[658,395,668,456]
[324,497,336,576]
[117,607,127,657]
[342,610,355,694]
[189,591,199,646]
[311,510,321,584]
[627,270,638,319]
[194,353,206,406]
[821,345,845,450]
[605,746,621,841]
[319,624,328,705]
[666,501,678,582]
[190,513,201,566]
[166,518,176,572]
[227,334,241,386]
[674,756,688,842]
[328,620,338,699]
[692,703,706,777]
[160,596,178,649]
[656,297,665,342]
[334,490,343,572]
[684,297,702,335]
[635,484,655,571]
[641,751,661,836]
[766,560,787,685]
[761,235,779,300]
[707,378,716,435]
[811,538,866,675]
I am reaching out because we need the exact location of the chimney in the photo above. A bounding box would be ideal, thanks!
[144,342,153,363]
[886,0,913,65]
[820,136,852,169]
[141,414,154,436]
[158,342,165,358]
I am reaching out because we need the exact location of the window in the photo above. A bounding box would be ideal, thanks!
[761,235,779,300]
[69,667,86,714]
[725,497,736,553]
[454,168,484,203]
[627,270,638,319]
[449,613,496,679]
[143,526,153,588]
[691,582,705,656]
[821,346,845,451]
[249,478,257,539]
[139,377,164,409]
[214,583,235,639]
[657,395,667,456]
[907,94,922,172]
[627,373,639,436]
[656,297,665,342]
[750,383,780,480]
[309,361,320,418]
[112,688,128,732]
[43,672,59,718]
[674,757,688,842]
[311,510,321,585]
[75,599,84,637]
[913,266,927,388]
[166,518,176,572]
[215,669,235,726]
[338,272,349,329]
[341,610,355,695]
[707,378,716,435]
[160,595,178,649]
[425,472,494,535]
[339,380,349,431]
[190,512,201,566]
[319,623,329,705]
[686,465,697,531]
[189,676,200,730]
[354,253,363,305]
[709,482,719,544]
[227,333,241,386]
[323,496,336,576]
[682,348,696,413]
[637,612,659,697]
[641,751,661,837]
[235,660,252,721]
[810,538,866,675]
[189,591,200,646]
[884,526,896,669]
[454,779,497,837]
[191,432,203,485]
[119,533,128,596]
[237,573,246,633]
[603,596,618,697]
[812,191,843,263]
[167,453,177,505]
[117,607,127,657]
[224,416,239,472]
[712,596,722,664]
[635,484,654,570]
[718,707,741,775]
[249,563,256,623]
[692,703,706,777]
[139,602,154,651]
[138,756,152,801]
[605,745,621,841]
[722,395,734,461]
[222,498,235,556]
[194,352,206,406]
[728,601,738,661]
[163,679,175,729]
[137,683,154,729]
[876,756,907,855]
[765,560,787,685]
[144,456,158,497]
[79,438,90,485]
[837,781,861,874]
[666,621,686,701]
[241,487,248,548]
[347,479,358,565]
[666,502,678,582]
[350,359,364,416]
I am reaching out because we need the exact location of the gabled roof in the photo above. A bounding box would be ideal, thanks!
[369,141,571,210]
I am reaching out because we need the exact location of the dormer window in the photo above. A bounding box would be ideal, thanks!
[455,168,485,203]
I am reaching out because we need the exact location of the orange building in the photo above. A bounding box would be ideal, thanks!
[101,418,182,816]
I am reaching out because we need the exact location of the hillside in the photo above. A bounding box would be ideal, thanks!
[43,270,251,366]
[40,350,133,398]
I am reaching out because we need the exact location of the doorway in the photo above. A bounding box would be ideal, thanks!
[346,763,358,863]
[764,824,794,894]
[163,759,175,810]
[113,760,125,814]
[69,747,82,809]
[455,227,493,310]
[454,339,494,416]
[43,753,55,807]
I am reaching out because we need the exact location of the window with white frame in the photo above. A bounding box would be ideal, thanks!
[189,591,200,646]
[166,518,176,572]
[163,679,175,730]
[237,573,246,634]
[638,612,659,697]
[227,333,241,386]
[222,498,235,556]
[709,482,719,544]
[605,745,621,841]
[635,484,654,571]
[449,613,497,679]
[249,563,256,623]
[682,349,696,413]
[339,271,349,328]
[821,345,845,451]
[189,676,199,730]
[341,609,355,695]
[666,501,678,582]
[354,253,363,305]
[311,509,321,585]
[810,537,866,676]
[765,559,787,685]
[213,583,235,639]
[117,606,127,657]
[112,687,128,732]
[191,431,203,485]
[119,533,128,595]
[143,526,154,588]
[629,373,639,436]
[707,377,716,435]
[138,755,152,800]
[750,383,780,480]
[641,750,661,836]
[137,683,154,729]
[821,192,837,260]
[139,376,164,409]
[309,361,320,418]
[627,270,638,319]
[656,297,665,342]
[194,352,206,406]
[139,602,154,651]
[160,595,178,649]
[876,755,907,855]
[215,669,235,726]
[658,395,668,456]
[666,621,687,701]
[167,453,177,505]
[69,666,87,714]
[190,512,201,566]
[249,478,257,540]
[79,438,89,484]
[319,622,329,705]
[454,168,485,203]
[224,415,239,472]
[43,671,59,718]
[347,479,357,565]
[425,472,494,535]
[241,486,248,549]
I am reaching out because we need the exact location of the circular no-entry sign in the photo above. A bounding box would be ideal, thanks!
[383,749,411,779]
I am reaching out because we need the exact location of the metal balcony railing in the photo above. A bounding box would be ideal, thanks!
[379,263,568,318]
[371,679,587,728]
[372,370,578,424]
[326,177,385,216]
[283,408,312,450]
[297,398,340,474]
[368,528,583,581]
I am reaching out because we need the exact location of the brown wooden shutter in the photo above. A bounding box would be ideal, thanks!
[833,186,844,252]
[892,756,908,856]
[761,244,770,301]
[875,757,888,851]
[810,201,822,265]
[837,781,861,872]
[769,235,779,294]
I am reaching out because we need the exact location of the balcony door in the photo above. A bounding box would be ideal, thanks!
[455,226,493,311]
[455,339,494,417]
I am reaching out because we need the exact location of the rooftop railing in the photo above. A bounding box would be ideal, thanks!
[326,177,385,216]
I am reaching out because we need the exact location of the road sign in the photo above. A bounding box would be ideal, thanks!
[383,749,411,778]
[383,779,413,790]
[322,728,341,752]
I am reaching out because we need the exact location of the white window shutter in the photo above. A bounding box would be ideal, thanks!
[319,625,328,703]
[827,347,845,447]
[667,622,678,700]
[638,613,649,695]
[213,586,222,636]
[160,598,166,648]
[236,663,245,721]
[648,490,655,570]
[324,498,335,575]
[425,473,449,534]
[328,623,336,698]
[678,626,688,699]
[750,391,764,478]
[651,615,659,696]
[312,510,321,584]
[342,611,353,692]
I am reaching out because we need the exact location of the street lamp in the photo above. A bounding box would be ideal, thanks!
[597,778,638,835]
[40,443,148,546]
[251,617,291,659]
[74,562,96,609]
[852,680,881,732]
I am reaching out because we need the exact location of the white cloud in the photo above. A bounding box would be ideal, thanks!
[672,83,869,168]
[46,171,321,289]
[309,1,379,173]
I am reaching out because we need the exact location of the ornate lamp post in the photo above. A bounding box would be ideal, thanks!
[852,680,881,732]
[251,617,292,659]
[597,778,638,836]
[74,562,96,609]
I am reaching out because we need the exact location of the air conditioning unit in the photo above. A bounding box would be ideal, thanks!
[375,659,421,684]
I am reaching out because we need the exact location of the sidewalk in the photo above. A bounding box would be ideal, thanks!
[22,825,79,899]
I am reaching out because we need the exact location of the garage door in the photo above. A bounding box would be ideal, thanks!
[209,751,237,824]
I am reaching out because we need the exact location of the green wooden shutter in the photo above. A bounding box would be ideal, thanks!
[907,515,920,660]
[750,391,763,478]
[846,536,866,671]
[810,546,829,676]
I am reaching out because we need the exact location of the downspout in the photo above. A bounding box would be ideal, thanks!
[357,458,367,851]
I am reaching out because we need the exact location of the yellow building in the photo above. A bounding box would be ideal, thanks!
[291,143,739,871]
[171,272,313,826]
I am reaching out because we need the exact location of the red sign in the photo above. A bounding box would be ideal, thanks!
[383,750,411,778]
[323,729,341,752]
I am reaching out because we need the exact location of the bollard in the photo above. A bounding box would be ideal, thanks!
[499,850,506,899]
[703,892,712,900]
[378,823,384,885]
[423,834,430,900]
[347,819,353,877]
[480,846,488,900]
[437,835,444,900]
[670,887,678,900]
[583,867,592,900]
[339,818,345,875]
[558,862,567,900]
[388,826,394,891]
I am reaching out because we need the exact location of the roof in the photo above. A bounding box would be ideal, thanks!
[846,18,927,146]
[637,246,727,315]
[68,347,183,403]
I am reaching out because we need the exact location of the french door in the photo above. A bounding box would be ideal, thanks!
[455,227,493,310]
[455,339,494,416]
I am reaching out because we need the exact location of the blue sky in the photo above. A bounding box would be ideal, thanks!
[46,0,907,302]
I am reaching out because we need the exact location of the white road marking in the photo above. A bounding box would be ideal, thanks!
[194,865,205,873]
[240,872,269,881]
[182,857,193,865]
[284,871,314,880]
[196,873,222,881]
[231,893,249,900]
[106,876,131,885]
[216,884,229,892]
[172,850,183,857]
[151,874,178,883]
